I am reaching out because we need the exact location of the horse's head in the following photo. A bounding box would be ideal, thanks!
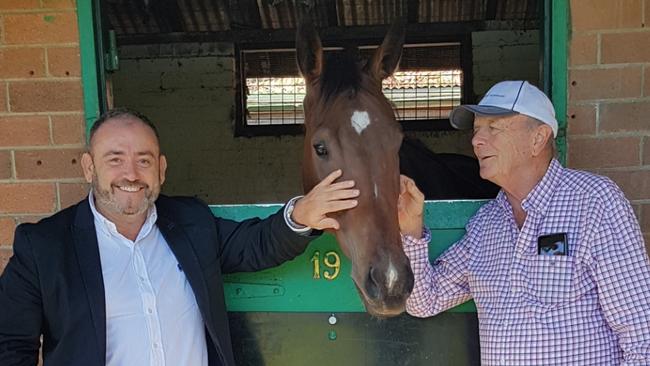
[296,17,414,317]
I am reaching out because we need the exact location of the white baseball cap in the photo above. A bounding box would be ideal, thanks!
[449,80,558,137]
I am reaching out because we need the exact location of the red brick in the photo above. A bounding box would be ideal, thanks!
[52,114,85,144]
[0,183,56,214]
[16,216,47,225]
[0,218,16,246]
[4,13,79,45]
[569,67,642,101]
[59,182,88,209]
[15,148,84,179]
[0,48,46,78]
[41,0,76,9]
[644,137,650,165]
[568,136,641,169]
[633,203,642,221]
[604,170,650,201]
[9,80,83,112]
[602,32,650,64]
[0,83,7,112]
[645,65,650,97]
[0,151,12,180]
[567,103,597,135]
[571,0,642,31]
[570,33,598,66]
[642,204,650,236]
[0,248,12,274]
[600,101,650,133]
[47,46,80,77]
[0,0,40,10]
[0,116,50,146]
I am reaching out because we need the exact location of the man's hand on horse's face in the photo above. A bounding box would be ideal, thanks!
[398,175,425,239]
[292,169,359,230]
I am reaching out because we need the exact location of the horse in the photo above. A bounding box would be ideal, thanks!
[296,17,413,318]
[399,136,499,200]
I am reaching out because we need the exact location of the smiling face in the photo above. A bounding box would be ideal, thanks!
[81,117,167,223]
[471,114,538,187]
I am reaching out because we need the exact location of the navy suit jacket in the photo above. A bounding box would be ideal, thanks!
[0,195,316,366]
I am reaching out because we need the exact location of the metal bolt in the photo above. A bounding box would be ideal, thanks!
[328,314,337,325]
[328,330,337,341]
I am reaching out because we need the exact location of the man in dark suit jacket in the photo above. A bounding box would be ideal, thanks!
[0,109,359,366]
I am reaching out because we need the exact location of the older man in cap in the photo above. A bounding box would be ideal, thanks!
[398,80,650,365]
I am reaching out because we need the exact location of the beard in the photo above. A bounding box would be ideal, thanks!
[92,172,158,217]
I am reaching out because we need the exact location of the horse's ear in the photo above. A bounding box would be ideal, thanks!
[296,9,323,84]
[369,19,405,80]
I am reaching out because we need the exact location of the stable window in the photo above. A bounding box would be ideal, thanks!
[236,41,469,137]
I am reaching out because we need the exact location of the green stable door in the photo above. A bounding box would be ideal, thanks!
[215,201,484,365]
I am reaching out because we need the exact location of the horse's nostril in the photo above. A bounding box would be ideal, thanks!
[365,267,381,300]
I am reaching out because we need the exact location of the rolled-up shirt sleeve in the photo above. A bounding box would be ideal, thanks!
[402,222,476,318]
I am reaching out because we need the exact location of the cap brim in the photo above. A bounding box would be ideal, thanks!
[449,105,518,130]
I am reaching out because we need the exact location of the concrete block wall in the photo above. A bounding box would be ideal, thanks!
[472,29,540,95]
[0,0,88,272]
[111,43,306,204]
[111,30,537,204]
[567,0,650,250]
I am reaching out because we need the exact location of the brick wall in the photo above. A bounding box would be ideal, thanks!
[0,0,88,273]
[568,0,650,251]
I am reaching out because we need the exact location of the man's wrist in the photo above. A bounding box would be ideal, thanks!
[402,227,431,245]
[284,196,312,234]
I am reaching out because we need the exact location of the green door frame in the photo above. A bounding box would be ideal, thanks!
[76,1,570,162]
[77,0,106,138]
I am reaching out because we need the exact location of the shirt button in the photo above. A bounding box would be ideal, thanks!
[500,356,506,365]
[502,320,509,327]
[147,308,153,314]
[153,342,159,349]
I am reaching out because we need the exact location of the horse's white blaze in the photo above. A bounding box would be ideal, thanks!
[351,110,371,134]
[374,183,378,199]
[386,261,398,292]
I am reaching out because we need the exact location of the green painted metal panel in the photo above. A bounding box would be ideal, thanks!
[76,0,101,137]
[213,200,487,313]
[551,0,569,165]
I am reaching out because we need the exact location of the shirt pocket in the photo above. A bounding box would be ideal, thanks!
[521,255,576,306]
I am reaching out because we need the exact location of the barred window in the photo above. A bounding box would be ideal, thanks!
[236,42,468,136]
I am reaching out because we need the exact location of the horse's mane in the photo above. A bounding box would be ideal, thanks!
[320,49,362,102]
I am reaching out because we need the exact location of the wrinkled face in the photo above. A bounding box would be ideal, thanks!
[82,117,167,222]
[303,86,414,317]
[471,114,536,187]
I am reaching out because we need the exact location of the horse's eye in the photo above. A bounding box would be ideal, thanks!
[313,142,328,157]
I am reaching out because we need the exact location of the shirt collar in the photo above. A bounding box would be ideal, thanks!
[494,159,563,216]
[88,190,158,243]
[521,159,563,214]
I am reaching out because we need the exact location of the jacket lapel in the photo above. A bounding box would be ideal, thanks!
[71,199,107,363]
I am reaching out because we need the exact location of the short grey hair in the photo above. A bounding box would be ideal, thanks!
[525,116,557,158]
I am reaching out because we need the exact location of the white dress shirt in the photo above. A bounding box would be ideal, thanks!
[89,192,208,366]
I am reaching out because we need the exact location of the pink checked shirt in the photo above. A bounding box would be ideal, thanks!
[403,159,650,365]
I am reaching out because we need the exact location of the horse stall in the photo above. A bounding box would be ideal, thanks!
[83,0,568,364]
